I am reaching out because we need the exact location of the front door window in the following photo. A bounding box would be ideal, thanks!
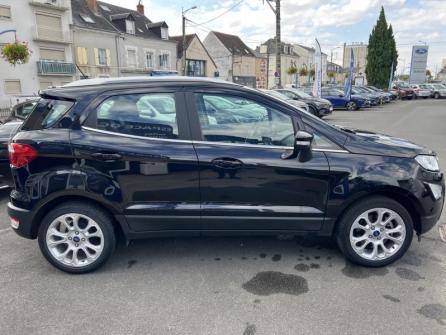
[195,93,295,147]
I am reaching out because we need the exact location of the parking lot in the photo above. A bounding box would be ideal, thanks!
[0,99,445,335]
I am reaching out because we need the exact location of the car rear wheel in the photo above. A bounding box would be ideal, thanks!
[38,202,116,274]
[346,101,357,111]
[434,92,440,99]
[336,196,413,267]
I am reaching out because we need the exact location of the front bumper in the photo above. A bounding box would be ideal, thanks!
[8,202,36,239]
[317,105,333,116]
[418,177,445,234]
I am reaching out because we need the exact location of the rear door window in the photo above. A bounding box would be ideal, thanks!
[92,93,178,139]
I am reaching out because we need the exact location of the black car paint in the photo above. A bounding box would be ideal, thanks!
[7,79,445,241]
[276,89,333,117]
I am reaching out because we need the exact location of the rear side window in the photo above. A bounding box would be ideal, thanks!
[92,93,178,139]
[15,101,37,120]
[22,99,74,130]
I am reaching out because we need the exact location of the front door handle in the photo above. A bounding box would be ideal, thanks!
[91,152,123,161]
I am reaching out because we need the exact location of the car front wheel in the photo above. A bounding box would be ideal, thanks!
[38,202,116,274]
[336,196,413,267]
[434,92,440,99]
[346,101,357,111]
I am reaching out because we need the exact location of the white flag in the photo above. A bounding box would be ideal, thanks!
[312,38,322,98]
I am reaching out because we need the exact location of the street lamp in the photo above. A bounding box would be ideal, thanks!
[182,6,197,76]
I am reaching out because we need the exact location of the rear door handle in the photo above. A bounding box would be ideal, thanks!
[212,157,243,169]
[90,152,123,161]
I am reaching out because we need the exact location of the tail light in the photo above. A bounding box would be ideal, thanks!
[8,143,38,168]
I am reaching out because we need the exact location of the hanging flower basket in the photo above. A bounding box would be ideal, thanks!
[287,66,298,76]
[1,41,32,66]
[299,68,308,77]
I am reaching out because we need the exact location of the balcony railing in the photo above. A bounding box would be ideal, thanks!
[29,0,69,11]
[37,61,76,75]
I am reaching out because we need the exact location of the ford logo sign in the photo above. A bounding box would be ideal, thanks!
[415,48,428,54]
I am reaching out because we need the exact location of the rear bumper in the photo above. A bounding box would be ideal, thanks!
[8,202,36,239]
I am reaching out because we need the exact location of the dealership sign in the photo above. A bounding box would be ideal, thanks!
[409,45,429,84]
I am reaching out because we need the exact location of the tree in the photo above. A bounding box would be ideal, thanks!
[365,7,397,88]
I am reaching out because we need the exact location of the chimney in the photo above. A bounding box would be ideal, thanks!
[86,0,98,15]
[137,1,144,15]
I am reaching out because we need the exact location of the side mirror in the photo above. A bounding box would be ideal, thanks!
[281,131,314,160]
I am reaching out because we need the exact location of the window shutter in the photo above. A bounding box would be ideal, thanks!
[94,48,99,65]
[4,80,22,94]
[106,49,111,66]
[82,48,88,65]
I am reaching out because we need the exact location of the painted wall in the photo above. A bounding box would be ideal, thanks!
[0,0,74,106]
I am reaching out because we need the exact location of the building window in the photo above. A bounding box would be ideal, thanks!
[98,48,106,65]
[127,48,137,68]
[159,51,170,69]
[36,13,63,41]
[39,81,52,90]
[0,5,11,19]
[144,50,154,68]
[79,14,95,23]
[126,20,135,34]
[187,60,205,76]
[161,27,168,40]
[4,80,21,95]
[40,48,65,61]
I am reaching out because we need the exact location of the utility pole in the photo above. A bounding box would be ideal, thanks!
[182,6,197,76]
[264,0,281,88]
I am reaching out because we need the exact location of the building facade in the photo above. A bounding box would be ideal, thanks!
[258,38,301,88]
[71,0,177,79]
[203,31,257,87]
[0,0,76,106]
[343,42,368,77]
[170,34,217,77]
[327,61,345,83]
[293,44,328,84]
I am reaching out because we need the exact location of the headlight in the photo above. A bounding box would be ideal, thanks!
[415,155,440,172]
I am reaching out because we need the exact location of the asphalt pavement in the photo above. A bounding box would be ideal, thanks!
[0,99,445,335]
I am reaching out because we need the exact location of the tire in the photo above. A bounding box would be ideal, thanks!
[434,92,440,99]
[346,101,357,111]
[38,202,117,274]
[335,196,413,267]
[308,105,318,117]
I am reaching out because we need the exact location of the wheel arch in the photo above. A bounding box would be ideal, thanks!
[29,195,125,239]
[332,188,422,235]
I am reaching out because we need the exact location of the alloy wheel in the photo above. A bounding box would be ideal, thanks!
[346,101,357,111]
[349,208,406,261]
[45,213,104,267]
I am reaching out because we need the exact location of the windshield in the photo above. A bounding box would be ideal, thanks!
[265,90,291,101]
[294,90,312,99]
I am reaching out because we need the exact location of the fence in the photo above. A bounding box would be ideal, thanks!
[0,105,11,121]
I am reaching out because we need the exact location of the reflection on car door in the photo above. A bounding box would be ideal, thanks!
[188,90,331,232]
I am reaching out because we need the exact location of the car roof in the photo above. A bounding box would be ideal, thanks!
[41,76,243,100]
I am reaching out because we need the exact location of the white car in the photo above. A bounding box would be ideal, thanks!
[411,84,431,99]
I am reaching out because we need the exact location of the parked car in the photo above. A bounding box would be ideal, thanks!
[422,83,446,99]
[359,86,391,103]
[391,83,415,99]
[0,99,39,189]
[8,77,444,273]
[275,88,333,118]
[321,88,370,110]
[367,86,397,101]
[410,84,431,99]
[260,89,310,112]
[351,86,381,105]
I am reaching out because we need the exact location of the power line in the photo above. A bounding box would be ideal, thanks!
[192,0,244,26]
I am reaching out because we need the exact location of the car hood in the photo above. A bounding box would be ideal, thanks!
[300,97,331,105]
[341,127,433,157]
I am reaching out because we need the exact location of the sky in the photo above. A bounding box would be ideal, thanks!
[103,0,446,75]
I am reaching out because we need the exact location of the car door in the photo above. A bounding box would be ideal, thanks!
[187,89,331,232]
[70,88,201,234]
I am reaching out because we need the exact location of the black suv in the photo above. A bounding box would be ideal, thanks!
[8,77,444,273]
